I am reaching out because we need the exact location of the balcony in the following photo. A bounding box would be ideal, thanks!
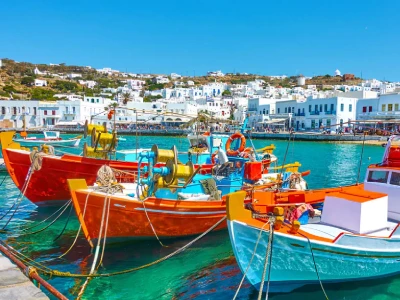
[325,110,336,115]
[309,111,320,115]
[294,112,305,116]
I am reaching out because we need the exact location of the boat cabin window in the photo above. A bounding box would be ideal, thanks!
[367,170,389,183]
[390,172,400,186]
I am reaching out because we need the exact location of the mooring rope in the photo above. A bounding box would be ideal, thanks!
[3,215,227,278]
[258,218,275,300]
[297,230,329,300]
[232,221,269,300]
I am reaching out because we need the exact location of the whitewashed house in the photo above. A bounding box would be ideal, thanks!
[34,79,47,87]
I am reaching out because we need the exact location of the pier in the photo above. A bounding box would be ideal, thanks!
[0,251,48,300]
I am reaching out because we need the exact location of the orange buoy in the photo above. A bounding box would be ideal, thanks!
[226,132,246,156]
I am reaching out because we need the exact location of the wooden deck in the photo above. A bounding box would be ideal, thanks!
[0,252,48,300]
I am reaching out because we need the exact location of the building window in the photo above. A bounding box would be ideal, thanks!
[73,107,76,113]
[340,103,344,112]
[319,104,322,112]
[388,104,393,111]
[44,110,47,115]
[311,120,315,128]
[349,104,352,112]
[382,104,386,111]
[52,110,56,115]
[362,106,367,113]
[309,105,311,112]
[395,104,399,111]
[324,104,327,112]
[285,107,287,113]
[340,119,343,126]
[369,106,372,112]
[1,107,5,115]
[330,104,334,111]
[34,108,37,115]
[263,109,265,115]
[315,105,318,112]
[277,108,280,113]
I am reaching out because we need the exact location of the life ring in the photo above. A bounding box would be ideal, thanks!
[203,132,211,136]
[226,132,246,156]
[211,150,219,164]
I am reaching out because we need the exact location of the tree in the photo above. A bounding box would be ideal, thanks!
[21,76,35,86]
[222,90,232,96]
[30,88,55,100]
[52,80,78,92]
[121,92,132,105]
[3,85,17,93]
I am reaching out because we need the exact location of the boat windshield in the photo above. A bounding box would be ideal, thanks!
[44,131,60,139]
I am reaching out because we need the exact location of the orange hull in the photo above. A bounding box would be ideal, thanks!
[3,148,212,206]
[70,189,227,243]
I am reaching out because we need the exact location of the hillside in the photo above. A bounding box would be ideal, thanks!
[0,58,362,100]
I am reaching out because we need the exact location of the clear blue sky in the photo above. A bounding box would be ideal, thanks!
[1,0,399,80]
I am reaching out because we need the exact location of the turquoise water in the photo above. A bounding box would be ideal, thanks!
[1,135,399,300]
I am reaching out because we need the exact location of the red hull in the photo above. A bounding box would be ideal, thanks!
[3,149,212,206]
[71,188,227,243]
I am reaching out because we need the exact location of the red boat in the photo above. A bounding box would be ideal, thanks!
[0,132,212,206]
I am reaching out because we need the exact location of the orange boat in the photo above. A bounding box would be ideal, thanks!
[67,142,310,244]
[68,179,228,245]
[0,132,212,206]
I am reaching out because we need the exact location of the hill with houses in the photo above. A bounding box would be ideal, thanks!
[0,58,363,101]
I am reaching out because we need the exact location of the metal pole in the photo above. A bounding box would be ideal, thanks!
[356,132,367,185]
[135,110,138,158]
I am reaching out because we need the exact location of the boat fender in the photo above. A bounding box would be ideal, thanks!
[274,216,284,230]
[289,220,301,234]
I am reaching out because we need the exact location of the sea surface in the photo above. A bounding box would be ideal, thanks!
[1,134,399,300]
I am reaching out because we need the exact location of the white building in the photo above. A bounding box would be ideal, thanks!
[207,70,224,77]
[34,79,47,87]
[67,73,82,79]
[127,79,145,90]
[170,73,182,79]
[79,80,97,89]
[152,76,170,84]
[297,75,306,86]
[0,98,113,128]
[335,69,341,76]
[357,93,400,121]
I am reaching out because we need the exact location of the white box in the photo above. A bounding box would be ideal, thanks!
[321,192,388,234]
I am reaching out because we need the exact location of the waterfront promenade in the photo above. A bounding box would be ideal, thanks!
[0,251,48,300]
[5,128,388,144]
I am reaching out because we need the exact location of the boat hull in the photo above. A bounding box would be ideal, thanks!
[13,138,81,147]
[2,148,212,206]
[228,220,400,293]
[71,189,227,242]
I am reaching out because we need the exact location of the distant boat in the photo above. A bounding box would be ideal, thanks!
[13,131,81,147]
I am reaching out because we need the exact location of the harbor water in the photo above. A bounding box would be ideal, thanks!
[1,135,399,300]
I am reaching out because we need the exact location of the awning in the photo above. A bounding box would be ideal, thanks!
[261,118,287,124]
[55,121,84,126]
